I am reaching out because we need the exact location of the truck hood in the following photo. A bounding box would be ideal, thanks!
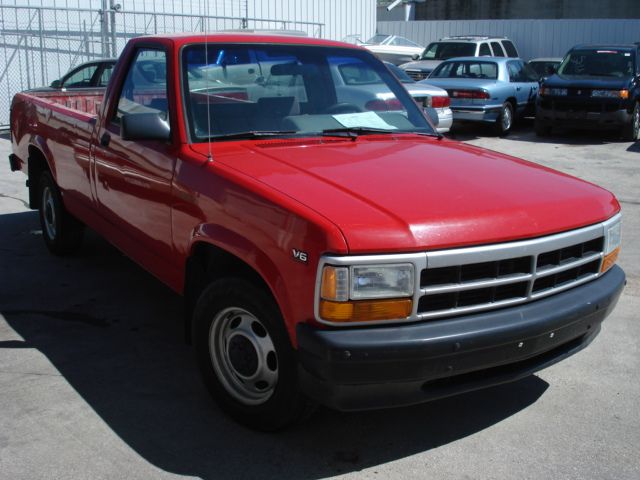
[192,136,618,253]
[400,60,442,72]
[544,74,631,89]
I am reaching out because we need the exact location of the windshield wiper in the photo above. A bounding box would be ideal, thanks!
[208,130,297,141]
[321,127,397,138]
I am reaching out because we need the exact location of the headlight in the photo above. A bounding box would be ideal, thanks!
[591,89,629,99]
[602,216,622,273]
[540,87,568,96]
[319,263,414,323]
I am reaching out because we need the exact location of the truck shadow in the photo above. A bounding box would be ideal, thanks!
[0,210,549,479]
[448,118,626,146]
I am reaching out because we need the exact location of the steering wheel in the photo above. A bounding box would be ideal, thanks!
[322,103,364,114]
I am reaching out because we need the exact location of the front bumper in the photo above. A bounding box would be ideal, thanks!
[536,99,632,130]
[297,265,625,411]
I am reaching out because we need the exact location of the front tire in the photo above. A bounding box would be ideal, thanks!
[621,102,639,141]
[193,278,312,431]
[494,102,514,136]
[38,171,83,255]
[534,117,552,137]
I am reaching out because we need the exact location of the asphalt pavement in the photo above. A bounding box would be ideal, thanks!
[0,123,638,480]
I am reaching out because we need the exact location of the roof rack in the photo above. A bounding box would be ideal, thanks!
[440,35,507,41]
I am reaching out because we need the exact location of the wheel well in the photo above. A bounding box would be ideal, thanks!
[27,146,50,209]
[183,242,273,343]
[506,97,517,110]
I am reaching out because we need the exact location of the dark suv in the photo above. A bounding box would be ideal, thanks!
[535,44,640,141]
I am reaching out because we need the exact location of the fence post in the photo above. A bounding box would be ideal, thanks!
[100,0,109,58]
[109,0,117,57]
[37,8,45,85]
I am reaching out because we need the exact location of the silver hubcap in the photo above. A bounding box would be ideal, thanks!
[42,186,57,239]
[501,105,512,131]
[209,307,278,405]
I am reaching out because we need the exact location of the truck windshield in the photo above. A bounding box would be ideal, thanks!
[421,42,476,60]
[557,49,635,77]
[181,43,434,142]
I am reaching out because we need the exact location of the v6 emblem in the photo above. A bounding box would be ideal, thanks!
[292,249,308,263]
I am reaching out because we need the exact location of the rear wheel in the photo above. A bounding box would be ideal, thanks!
[38,171,83,255]
[193,278,313,431]
[621,102,639,141]
[494,102,514,136]
[534,117,552,137]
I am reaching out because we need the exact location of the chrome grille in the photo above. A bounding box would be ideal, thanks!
[405,70,429,81]
[418,236,604,317]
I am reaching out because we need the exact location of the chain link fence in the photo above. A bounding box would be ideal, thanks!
[0,1,324,128]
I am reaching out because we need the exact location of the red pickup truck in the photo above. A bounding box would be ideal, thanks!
[9,34,625,431]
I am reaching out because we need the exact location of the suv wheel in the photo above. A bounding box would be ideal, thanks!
[622,102,639,141]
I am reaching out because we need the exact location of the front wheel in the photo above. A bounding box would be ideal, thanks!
[193,278,313,431]
[621,102,639,141]
[494,102,514,136]
[38,171,84,255]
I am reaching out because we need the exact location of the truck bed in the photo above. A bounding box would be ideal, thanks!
[19,89,105,116]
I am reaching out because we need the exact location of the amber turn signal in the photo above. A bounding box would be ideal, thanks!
[319,298,413,323]
[601,246,620,273]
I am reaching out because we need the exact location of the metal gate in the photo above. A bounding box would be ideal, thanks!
[0,1,324,128]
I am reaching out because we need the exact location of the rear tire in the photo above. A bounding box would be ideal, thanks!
[621,102,639,141]
[494,102,514,136]
[193,278,313,431]
[38,171,84,255]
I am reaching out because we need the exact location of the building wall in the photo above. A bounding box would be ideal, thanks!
[414,0,640,20]
[377,18,640,61]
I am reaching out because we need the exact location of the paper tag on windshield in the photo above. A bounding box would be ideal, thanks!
[332,111,397,130]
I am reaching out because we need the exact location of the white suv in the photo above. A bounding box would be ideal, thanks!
[400,36,520,81]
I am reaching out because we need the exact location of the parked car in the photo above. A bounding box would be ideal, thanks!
[362,34,424,65]
[535,44,640,140]
[384,61,452,133]
[28,59,116,92]
[9,34,625,431]
[527,57,562,81]
[400,36,520,81]
[424,57,538,135]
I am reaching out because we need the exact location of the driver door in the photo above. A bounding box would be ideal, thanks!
[92,47,177,279]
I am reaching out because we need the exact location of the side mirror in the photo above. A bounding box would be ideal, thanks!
[411,53,420,61]
[121,112,171,141]
[50,79,61,88]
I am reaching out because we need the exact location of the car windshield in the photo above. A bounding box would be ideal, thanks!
[421,42,476,60]
[182,44,434,142]
[557,49,635,77]
[430,60,499,79]
[365,34,390,45]
[529,61,559,77]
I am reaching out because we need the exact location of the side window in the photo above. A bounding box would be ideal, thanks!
[98,64,114,87]
[507,61,522,81]
[479,43,491,56]
[502,40,518,58]
[491,42,505,57]
[114,49,168,123]
[62,64,98,88]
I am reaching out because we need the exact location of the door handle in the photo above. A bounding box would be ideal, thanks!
[516,86,522,91]
[100,132,111,147]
